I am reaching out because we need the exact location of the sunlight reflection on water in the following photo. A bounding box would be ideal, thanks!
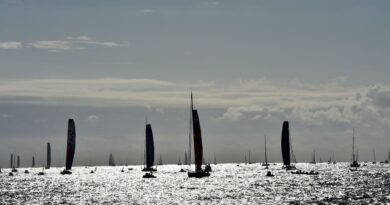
[1,163,389,204]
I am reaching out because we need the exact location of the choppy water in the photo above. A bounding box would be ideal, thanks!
[1,163,389,204]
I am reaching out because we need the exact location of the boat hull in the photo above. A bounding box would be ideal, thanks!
[188,171,210,178]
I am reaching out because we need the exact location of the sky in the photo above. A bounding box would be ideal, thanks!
[0,0,389,167]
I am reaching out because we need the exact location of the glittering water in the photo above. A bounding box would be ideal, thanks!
[1,163,389,204]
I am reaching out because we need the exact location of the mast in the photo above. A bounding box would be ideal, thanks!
[352,128,355,162]
[10,154,13,168]
[65,119,76,170]
[281,121,291,166]
[17,155,20,168]
[248,151,251,164]
[373,149,376,162]
[264,135,268,165]
[32,156,35,167]
[188,91,193,167]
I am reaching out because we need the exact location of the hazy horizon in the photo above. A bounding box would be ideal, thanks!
[1,0,390,167]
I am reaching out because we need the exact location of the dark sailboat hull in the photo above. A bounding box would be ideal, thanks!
[188,171,210,178]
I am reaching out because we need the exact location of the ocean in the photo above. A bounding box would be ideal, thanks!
[1,163,389,204]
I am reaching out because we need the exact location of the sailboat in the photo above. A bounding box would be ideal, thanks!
[188,92,210,178]
[109,153,116,166]
[281,121,296,170]
[61,119,76,175]
[248,151,252,164]
[372,149,377,164]
[310,149,316,164]
[11,150,17,172]
[262,135,270,167]
[142,119,156,178]
[46,142,51,169]
[214,153,217,165]
[350,128,360,168]
[332,152,337,164]
[32,156,35,168]
[159,154,163,166]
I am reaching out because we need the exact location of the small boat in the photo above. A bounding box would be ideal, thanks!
[8,172,14,176]
[310,149,316,164]
[128,168,133,171]
[61,119,76,175]
[204,164,212,172]
[38,167,45,175]
[90,170,95,174]
[372,149,377,164]
[24,170,29,174]
[262,135,270,167]
[187,92,210,178]
[350,128,360,168]
[281,121,296,170]
[179,168,186,172]
[266,171,274,177]
[141,119,157,173]
[142,172,156,178]
[121,167,124,172]
[109,153,116,166]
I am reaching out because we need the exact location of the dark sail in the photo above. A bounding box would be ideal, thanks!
[184,151,188,165]
[145,124,155,169]
[109,153,115,166]
[46,142,51,169]
[65,119,76,170]
[10,154,13,168]
[32,156,35,167]
[17,156,20,168]
[281,121,290,166]
[192,110,203,172]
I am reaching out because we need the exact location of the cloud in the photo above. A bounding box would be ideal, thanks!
[0,41,22,49]
[28,41,76,50]
[0,77,389,130]
[3,36,128,52]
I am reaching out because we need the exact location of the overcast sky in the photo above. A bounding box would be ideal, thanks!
[0,0,389,167]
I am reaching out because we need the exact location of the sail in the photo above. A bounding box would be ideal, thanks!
[192,110,203,172]
[281,121,291,166]
[145,124,155,169]
[65,119,76,170]
[32,156,35,167]
[109,153,115,166]
[10,154,13,168]
[17,156,20,168]
[46,142,51,169]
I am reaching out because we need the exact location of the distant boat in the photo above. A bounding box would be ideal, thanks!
[32,156,35,168]
[372,149,376,164]
[37,167,45,175]
[142,119,157,174]
[11,149,17,172]
[245,154,247,165]
[46,142,51,169]
[177,157,182,166]
[310,149,316,164]
[10,154,13,170]
[350,128,360,168]
[142,121,157,178]
[214,153,217,165]
[109,153,116,166]
[248,151,252,164]
[16,155,20,168]
[61,119,76,175]
[188,92,210,178]
[281,121,296,170]
[262,135,270,167]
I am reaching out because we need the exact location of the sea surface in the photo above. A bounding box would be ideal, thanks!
[1,163,389,204]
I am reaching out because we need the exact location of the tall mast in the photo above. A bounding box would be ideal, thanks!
[188,91,193,167]
[264,135,268,164]
[352,128,355,162]
[144,116,147,168]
